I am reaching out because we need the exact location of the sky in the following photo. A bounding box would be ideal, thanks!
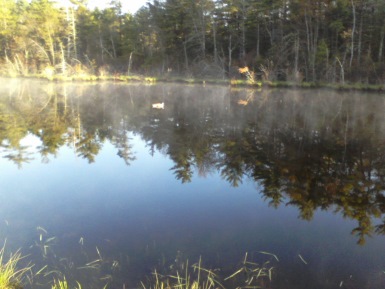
[87,0,148,13]
[57,0,148,14]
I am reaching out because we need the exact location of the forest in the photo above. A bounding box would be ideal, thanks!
[1,0,385,84]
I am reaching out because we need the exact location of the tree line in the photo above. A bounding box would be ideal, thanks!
[1,0,385,83]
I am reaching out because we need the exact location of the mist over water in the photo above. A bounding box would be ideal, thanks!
[1,79,385,288]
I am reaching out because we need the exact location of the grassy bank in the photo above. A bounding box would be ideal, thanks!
[2,72,385,93]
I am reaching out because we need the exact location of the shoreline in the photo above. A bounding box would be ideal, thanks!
[1,73,385,93]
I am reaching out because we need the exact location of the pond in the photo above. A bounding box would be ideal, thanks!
[0,78,385,289]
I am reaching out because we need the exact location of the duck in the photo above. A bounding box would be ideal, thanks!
[152,102,164,109]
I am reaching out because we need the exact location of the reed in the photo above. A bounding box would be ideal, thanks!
[51,278,82,289]
[140,252,276,289]
[1,228,277,289]
[141,257,224,289]
[224,252,275,287]
[0,244,31,289]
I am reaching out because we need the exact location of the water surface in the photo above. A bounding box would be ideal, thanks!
[1,79,385,289]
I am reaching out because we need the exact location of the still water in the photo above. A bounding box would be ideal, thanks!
[0,79,385,289]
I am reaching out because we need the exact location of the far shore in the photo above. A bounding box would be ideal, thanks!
[1,73,385,93]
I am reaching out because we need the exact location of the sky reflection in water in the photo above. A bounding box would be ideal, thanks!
[0,80,385,288]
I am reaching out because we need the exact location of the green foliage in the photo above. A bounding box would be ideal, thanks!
[315,39,329,73]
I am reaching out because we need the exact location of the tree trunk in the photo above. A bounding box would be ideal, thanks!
[49,34,55,66]
[240,0,246,61]
[312,20,319,81]
[99,25,104,62]
[304,9,318,82]
[379,21,385,62]
[357,11,363,65]
[336,57,345,85]
[304,9,311,80]
[213,19,218,62]
[127,52,133,75]
[111,35,117,59]
[228,35,232,72]
[59,41,66,75]
[256,23,260,58]
[71,7,77,60]
[183,40,189,71]
[350,0,356,68]
[294,32,299,80]
[200,7,206,59]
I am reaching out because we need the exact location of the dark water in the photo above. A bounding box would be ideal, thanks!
[1,79,385,289]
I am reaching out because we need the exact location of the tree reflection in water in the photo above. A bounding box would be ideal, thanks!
[1,79,385,245]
